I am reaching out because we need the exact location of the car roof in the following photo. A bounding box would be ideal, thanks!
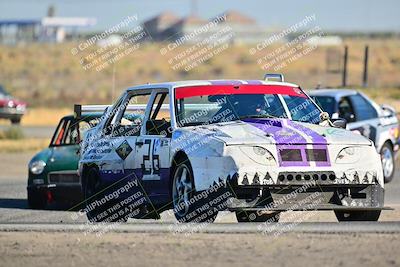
[125,80,300,92]
[307,89,358,99]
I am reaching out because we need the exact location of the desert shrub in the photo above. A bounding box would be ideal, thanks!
[0,127,24,140]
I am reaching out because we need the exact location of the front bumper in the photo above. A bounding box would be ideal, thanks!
[0,107,25,118]
[27,183,83,209]
[235,169,380,186]
[226,183,387,211]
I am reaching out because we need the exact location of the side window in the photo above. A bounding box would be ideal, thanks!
[51,119,83,145]
[147,92,171,136]
[108,93,151,137]
[103,97,125,135]
[348,94,378,121]
[338,97,356,123]
[65,121,79,144]
[51,119,68,146]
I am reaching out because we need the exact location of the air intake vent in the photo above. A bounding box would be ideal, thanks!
[280,149,302,161]
[305,149,328,162]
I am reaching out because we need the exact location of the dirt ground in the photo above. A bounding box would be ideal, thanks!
[0,232,398,267]
[1,152,400,267]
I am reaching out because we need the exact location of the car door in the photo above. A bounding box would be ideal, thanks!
[97,92,151,183]
[344,94,379,143]
[134,90,171,199]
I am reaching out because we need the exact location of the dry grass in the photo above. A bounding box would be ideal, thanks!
[22,108,71,126]
[0,39,399,108]
[0,138,49,153]
[0,108,71,126]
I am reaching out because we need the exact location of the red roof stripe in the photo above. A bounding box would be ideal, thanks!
[175,85,306,99]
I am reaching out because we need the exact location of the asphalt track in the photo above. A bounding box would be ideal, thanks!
[1,151,400,233]
[1,221,400,234]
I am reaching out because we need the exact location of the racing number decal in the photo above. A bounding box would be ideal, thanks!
[141,139,160,177]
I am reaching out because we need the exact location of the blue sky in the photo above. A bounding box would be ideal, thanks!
[0,0,399,32]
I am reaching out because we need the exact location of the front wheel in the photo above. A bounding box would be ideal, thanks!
[83,167,127,223]
[381,143,395,183]
[10,117,21,124]
[334,210,381,221]
[172,159,218,223]
[27,190,46,209]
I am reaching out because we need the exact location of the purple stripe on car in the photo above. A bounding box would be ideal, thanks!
[242,118,310,167]
[286,121,331,167]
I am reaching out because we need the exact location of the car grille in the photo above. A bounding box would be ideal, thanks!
[280,148,328,162]
[48,172,80,184]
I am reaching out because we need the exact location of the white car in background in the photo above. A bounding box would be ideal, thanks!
[309,89,399,183]
[79,77,386,224]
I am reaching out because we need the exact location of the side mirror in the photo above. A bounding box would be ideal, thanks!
[380,104,396,118]
[332,118,347,129]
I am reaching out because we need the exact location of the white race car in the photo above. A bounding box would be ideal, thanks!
[79,76,386,223]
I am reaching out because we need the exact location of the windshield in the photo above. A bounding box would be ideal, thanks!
[312,96,336,116]
[175,85,321,126]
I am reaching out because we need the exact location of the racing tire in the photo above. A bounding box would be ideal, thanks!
[83,167,128,223]
[27,190,46,209]
[334,210,381,222]
[381,143,395,183]
[172,158,218,223]
[235,210,280,223]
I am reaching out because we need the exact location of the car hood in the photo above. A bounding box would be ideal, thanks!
[31,146,79,172]
[190,118,372,146]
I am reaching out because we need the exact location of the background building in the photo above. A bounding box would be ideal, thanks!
[141,10,284,44]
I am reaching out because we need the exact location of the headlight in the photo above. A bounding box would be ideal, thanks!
[29,160,46,174]
[335,147,361,164]
[253,146,267,155]
[7,101,14,108]
[239,146,276,166]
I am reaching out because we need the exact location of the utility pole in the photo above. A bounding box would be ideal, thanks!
[362,45,369,87]
[191,0,198,16]
[342,45,348,87]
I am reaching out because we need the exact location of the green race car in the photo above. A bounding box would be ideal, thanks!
[27,113,101,210]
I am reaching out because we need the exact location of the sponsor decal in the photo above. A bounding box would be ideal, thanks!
[115,140,133,160]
